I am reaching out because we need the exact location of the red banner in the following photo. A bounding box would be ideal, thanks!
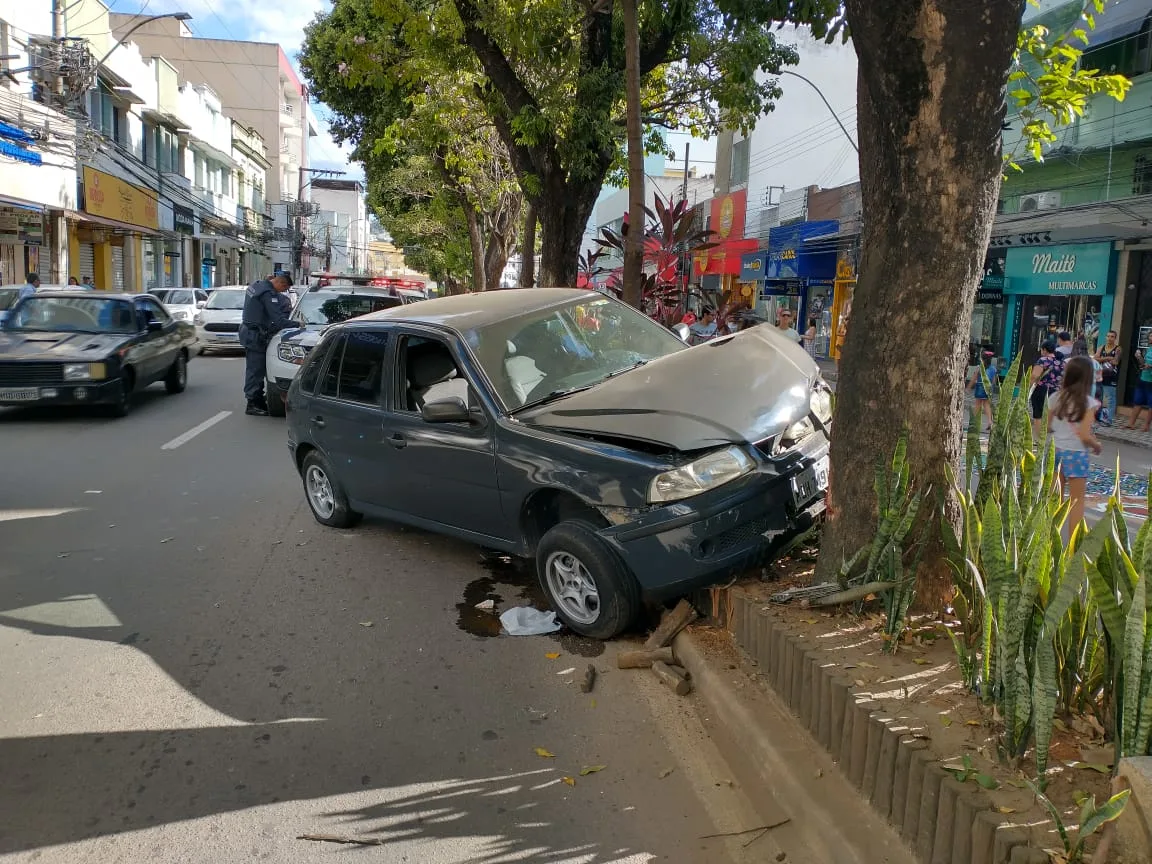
[708,189,747,243]
[694,238,760,277]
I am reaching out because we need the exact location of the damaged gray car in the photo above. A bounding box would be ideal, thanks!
[285,288,831,638]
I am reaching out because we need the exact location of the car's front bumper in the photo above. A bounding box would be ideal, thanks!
[598,437,829,598]
[0,379,123,407]
[197,327,242,349]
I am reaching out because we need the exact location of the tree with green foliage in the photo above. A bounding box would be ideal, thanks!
[301,0,522,291]
[731,0,1128,605]
[303,0,799,289]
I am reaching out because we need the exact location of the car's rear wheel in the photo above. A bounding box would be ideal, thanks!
[536,521,640,639]
[266,381,286,417]
[302,451,361,529]
[165,352,187,394]
[108,369,134,417]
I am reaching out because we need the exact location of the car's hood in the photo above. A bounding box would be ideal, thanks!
[0,331,126,360]
[516,327,818,452]
[279,325,325,346]
[199,309,243,323]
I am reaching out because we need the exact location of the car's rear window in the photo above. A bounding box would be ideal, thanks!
[152,290,194,305]
[295,293,402,325]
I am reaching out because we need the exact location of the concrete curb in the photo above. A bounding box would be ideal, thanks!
[694,588,1049,864]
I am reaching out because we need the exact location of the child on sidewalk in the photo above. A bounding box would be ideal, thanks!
[1048,356,1103,532]
[966,350,996,433]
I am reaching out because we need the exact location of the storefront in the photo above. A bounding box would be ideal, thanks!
[971,249,1008,364]
[0,207,44,286]
[757,221,839,356]
[71,166,160,291]
[693,190,757,303]
[1002,241,1115,367]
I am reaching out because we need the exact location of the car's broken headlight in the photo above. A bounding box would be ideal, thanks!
[647,445,754,504]
[810,384,833,426]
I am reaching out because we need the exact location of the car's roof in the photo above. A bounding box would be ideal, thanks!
[351,288,592,330]
[34,291,147,301]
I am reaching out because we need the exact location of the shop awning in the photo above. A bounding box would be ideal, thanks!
[0,196,44,212]
[1088,0,1152,48]
[63,209,160,236]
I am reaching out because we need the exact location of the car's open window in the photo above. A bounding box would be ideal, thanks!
[394,334,477,418]
[333,330,389,406]
[317,335,346,399]
[298,331,339,395]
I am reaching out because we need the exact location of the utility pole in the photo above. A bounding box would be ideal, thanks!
[52,0,63,40]
[681,142,690,293]
[681,142,690,203]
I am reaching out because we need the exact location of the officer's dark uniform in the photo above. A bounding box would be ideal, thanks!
[239,279,292,412]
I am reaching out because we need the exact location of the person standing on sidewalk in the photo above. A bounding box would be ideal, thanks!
[238,273,294,416]
[1127,346,1152,432]
[1095,330,1121,426]
[775,307,802,343]
[803,316,818,357]
[17,272,39,302]
[1049,356,1102,532]
[966,350,997,433]
[1030,339,1065,438]
[1057,330,1074,359]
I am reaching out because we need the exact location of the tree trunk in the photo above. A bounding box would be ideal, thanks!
[519,203,537,288]
[621,0,645,309]
[483,192,521,290]
[537,183,598,288]
[464,206,486,291]
[817,0,1025,611]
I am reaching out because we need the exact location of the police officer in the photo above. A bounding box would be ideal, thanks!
[239,272,294,415]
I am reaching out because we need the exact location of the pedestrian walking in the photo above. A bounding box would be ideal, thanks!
[803,316,818,357]
[966,350,997,433]
[1127,346,1152,432]
[688,307,717,344]
[239,273,294,416]
[1048,355,1102,532]
[775,307,802,343]
[1030,339,1065,439]
[67,276,79,286]
[17,272,39,302]
[1094,330,1120,426]
[1056,330,1074,359]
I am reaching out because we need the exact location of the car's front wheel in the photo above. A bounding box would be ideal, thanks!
[266,381,286,417]
[108,369,134,417]
[301,451,361,529]
[536,521,640,639]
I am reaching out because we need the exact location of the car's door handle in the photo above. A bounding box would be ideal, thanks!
[388,433,407,449]
[311,416,326,428]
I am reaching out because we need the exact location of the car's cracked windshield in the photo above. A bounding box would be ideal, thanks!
[465,295,688,411]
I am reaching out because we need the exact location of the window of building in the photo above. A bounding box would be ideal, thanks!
[1084,25,1152,78]
[194,152,205,189]
[1135,154,1152,195]
[731,137,750,188]
[143,122,156,167]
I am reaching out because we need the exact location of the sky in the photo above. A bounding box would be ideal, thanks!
[146,0,718,186]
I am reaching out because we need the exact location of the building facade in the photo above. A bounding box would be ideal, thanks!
[310,179,368,274]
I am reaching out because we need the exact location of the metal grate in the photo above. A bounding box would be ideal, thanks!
[709,516,773,557]
[0,363,64,387]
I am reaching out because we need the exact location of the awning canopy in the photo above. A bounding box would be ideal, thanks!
[1088,0,1152,48]
[0,196,44,213]
[64,209,160,236]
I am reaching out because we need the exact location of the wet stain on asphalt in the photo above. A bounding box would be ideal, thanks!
[548,631,605,658]
[455,576,503,638]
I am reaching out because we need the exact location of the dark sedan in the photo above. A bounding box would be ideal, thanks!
[286,288,831,638]
[0,292,196,416]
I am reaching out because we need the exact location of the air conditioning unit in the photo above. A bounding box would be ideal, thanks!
[1019,191,1062,212]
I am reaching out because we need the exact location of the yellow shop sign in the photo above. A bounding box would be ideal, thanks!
[83,167,159,230]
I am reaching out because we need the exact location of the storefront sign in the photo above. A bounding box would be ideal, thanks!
[693,238,759,277]
[173,204,195,235]
[740,251,767,282]
[763,220,839,281]
[1003,242,1112,295]
[708,190,747,242]
[82,166,159,230]
[977,275,1004,305]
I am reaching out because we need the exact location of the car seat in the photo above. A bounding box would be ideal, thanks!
[407,342,460,410]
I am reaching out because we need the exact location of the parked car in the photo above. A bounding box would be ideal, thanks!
[0,287,22,325]
[195,286,246,354]
[264,287,416,417]
[149,288,208,323]
[0,292,196,415]
[286,288,831,639]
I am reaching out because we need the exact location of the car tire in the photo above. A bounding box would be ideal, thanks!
[266,381,286,417]
[107,369,134,417]
[301,451,361,529]
[165,352,188,394]
[536,521,640,639]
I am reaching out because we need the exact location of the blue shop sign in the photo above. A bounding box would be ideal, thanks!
[763,220,839,280]
[1003,242,1113,295]
[740,251,768,282]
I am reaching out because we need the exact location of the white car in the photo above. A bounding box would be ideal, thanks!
[195,286,247,353]
[263,287,415,416]
[150,288,209,324]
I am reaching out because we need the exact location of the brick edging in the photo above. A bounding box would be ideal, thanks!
[727,589,1043,864]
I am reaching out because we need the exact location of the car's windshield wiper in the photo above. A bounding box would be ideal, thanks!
[604,359,648,379]
[512,384,597,413]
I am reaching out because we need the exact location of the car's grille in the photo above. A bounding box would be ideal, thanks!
[0,363,64,387]
[205,322,240,333]
[709,516,773,556]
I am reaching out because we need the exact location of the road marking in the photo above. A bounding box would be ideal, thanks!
[0,508,83,522]
[161,411,232,450]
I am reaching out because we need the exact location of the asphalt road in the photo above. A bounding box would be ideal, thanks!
[0,355,771,864]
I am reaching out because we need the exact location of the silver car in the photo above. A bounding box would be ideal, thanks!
[195,286,247,354]
[149,288,208,324]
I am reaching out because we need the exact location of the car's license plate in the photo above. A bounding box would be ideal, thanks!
[791,456,830,506]
[0,388,40,402]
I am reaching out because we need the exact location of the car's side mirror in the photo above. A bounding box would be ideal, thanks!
[673,322,691,343]
[421,397,470,424]
[196,301,207,309]
[147,320,164,332]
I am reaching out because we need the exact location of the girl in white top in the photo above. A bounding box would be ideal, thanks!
[1047,355,1102,531]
